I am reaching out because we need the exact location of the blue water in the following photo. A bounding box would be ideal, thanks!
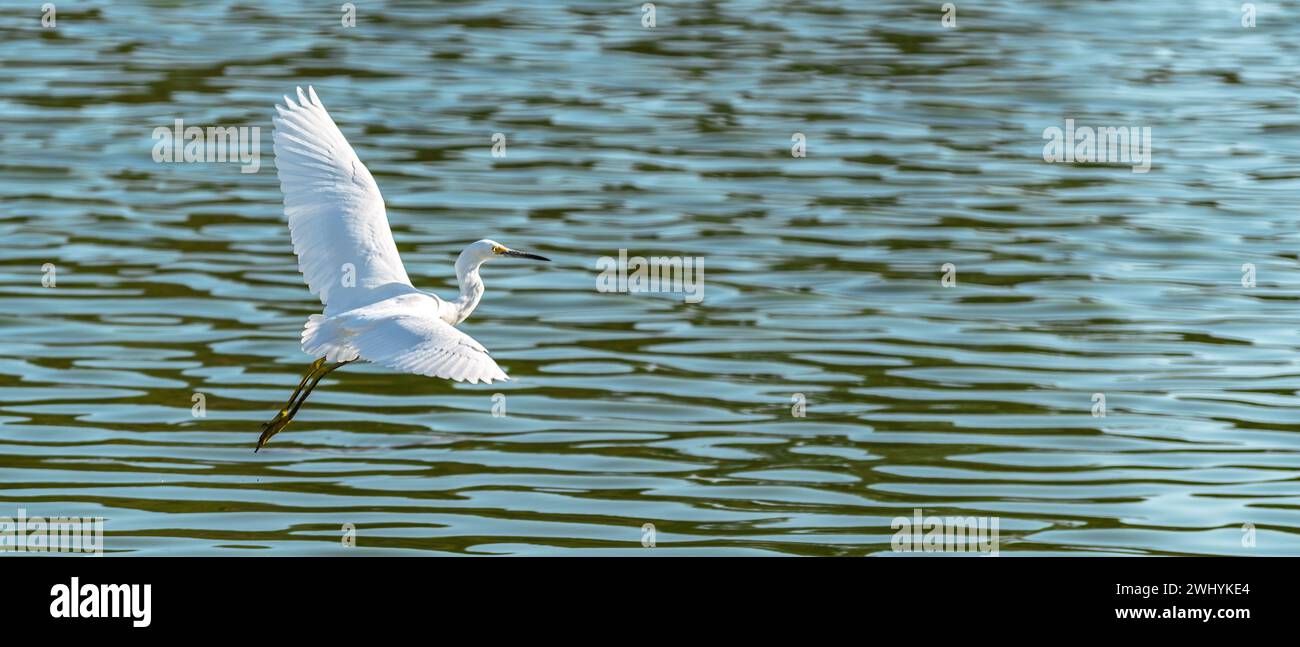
[1,0,1298,555]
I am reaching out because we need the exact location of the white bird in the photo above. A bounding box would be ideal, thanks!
[257,86,549,452]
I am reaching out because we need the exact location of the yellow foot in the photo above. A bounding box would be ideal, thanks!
[255,409,292,452]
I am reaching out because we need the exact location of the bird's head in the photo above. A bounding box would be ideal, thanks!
[456,239,550,277]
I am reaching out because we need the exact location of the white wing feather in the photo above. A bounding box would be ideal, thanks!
[331,296,509,384]
[272,86,413,315]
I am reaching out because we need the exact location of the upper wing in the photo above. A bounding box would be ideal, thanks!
[272,86,413,314]
[343,309,509,384]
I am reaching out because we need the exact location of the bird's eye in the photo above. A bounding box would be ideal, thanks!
[491,245,505,254]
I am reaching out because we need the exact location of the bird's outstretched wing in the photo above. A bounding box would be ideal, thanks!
[336,299,509,384]
[272,86,413,314]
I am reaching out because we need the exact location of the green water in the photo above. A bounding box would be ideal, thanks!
[1,1,1298,555]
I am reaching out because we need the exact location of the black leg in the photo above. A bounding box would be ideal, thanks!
[255,359,349,452]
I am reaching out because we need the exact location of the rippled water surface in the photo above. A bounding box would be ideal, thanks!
[3,1,1300,555]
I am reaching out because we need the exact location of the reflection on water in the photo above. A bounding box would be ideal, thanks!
[1,1,1299,555]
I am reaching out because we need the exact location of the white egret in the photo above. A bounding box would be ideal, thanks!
[257,86,549,452]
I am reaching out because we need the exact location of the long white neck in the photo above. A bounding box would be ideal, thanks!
[448,253,486,326]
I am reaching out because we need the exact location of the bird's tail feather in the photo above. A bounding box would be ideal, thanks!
[301,314,360,363]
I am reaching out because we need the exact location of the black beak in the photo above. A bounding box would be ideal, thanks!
[503,249,550,261]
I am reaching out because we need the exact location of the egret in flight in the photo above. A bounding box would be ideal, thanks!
[256,86,548,452]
